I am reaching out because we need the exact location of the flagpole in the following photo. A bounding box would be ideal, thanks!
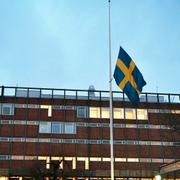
[108,1,114,180]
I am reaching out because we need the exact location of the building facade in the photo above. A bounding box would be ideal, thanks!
[0,86,180,180]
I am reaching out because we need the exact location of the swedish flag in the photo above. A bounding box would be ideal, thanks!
[113,47,146,106]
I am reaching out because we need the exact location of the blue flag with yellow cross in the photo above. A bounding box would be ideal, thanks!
[113,47,146,106]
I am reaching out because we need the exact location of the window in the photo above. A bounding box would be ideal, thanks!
[77,106,87,118]
[128,158,139,162]
[39,122,51,133]
[137,109,148,120]
[52,122,62,134]
[125,108,136,119]
[89,107,100,118]
[40,105,52,117]
[103,158,110,161]
[0,155,9,160]
[24,156,37,160]
[101,107,109,118]
[115,158,126,162]
[172,110,180,114]
[114,108,124,119]
[11,155,24,160]
[90,157,101,161]
[0,104,14,115]
[39,121,76,134]
[0,120,12,124]
[64,123,76,134]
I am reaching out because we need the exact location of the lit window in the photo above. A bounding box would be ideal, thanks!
[89,107,100,118]
[1,104,14,115]
[101,108,109,118]
[114,108,124,119]
[11,155,24,160]
[64,157,73,161]
[127,158,139,162]
[24,156,37,160]
[38,156,47,160]
[77,106,87,118]
[125,108,136,119]
[0,176,9,180]
[52,122,62,134]
[102,158,110,161]
[64,123,76,134]
[40,105,52,117]
[115,158,126,162]
[46,157,50,169]
[155,175,162,180]
[90,157,101,161]
[72,157,76,169]
[77,157,86,161]
[126,124,136,128]
[137,109,148,120]
[51,157,61,160]
[151,141,161,145]
[85,158,89,170]
[172,110,180,114]
[39,122,51,133]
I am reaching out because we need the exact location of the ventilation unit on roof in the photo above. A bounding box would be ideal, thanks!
[88,85,95,97]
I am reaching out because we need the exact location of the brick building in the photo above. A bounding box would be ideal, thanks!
[0,86,179,180]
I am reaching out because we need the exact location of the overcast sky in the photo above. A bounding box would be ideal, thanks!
[0,0,180,94]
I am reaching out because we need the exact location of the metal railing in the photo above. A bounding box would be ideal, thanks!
[0,85,180,104]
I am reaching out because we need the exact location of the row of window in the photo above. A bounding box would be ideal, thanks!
[1,103,180,120]
[0,155,175,164]
[39,122,76,134]
[0,120,172,130]
[80,107,148,120]
[0,103,148,119]
[0,137,177,146]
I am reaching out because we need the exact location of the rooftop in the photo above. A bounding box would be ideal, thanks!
[0,85,180,104]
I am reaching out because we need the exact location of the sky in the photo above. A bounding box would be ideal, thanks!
[0,0,180,94]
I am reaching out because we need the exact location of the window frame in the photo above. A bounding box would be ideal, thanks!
[39,122,51,133]
[77,106,87,118]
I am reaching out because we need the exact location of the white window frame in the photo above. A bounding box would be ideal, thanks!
[125,108,136,119]
[64,123,76,134]
[101,107,110,118]
[137,109,148,120]
[51,122,62,134]
[1,103,14,115]
[77,106,87,118]
[113,108,124,119]
[89,107,100,118]
[39,122,51,133]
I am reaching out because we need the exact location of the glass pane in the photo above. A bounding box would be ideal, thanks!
[2,104,14,115]
[101,107,109,118]
[125,108,136,119]
[89,107,100,118]
[41,89,52,98]
[52,122,62,134]
[137,109,148,120]
[64,123,76,134]
[77,106,87,118]
[39,122,51,133]
[114,108,124,119]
